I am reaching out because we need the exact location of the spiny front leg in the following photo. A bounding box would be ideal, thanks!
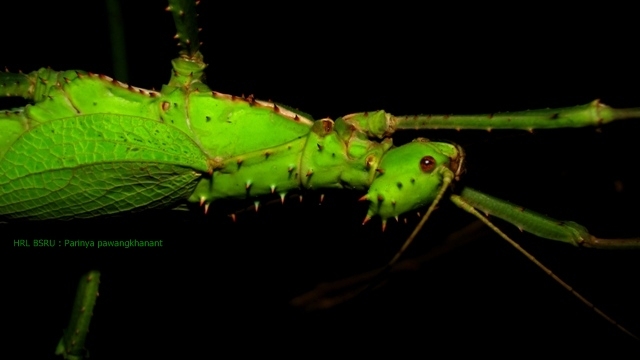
[342,100,640,135]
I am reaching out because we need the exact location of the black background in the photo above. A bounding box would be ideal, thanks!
[3,1,640,357]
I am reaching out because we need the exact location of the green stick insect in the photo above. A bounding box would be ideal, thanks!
[4,0,640,356]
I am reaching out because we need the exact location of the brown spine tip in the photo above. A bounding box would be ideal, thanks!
[264,151,272,159]
[294,115,300,122]
[230,213,237,222]
[316,143,323,151]
[273,104,280,113]
[306,169,313,177]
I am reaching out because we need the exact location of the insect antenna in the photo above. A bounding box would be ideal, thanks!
[385,171,455,269]
[291,170,456,309]
[450,194,640,341]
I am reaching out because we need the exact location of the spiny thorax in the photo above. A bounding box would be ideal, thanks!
[188,115,393,206]
[165,57,395,207]
[301,118,393,191]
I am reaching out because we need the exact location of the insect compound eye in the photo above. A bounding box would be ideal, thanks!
[419,156,436,173]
